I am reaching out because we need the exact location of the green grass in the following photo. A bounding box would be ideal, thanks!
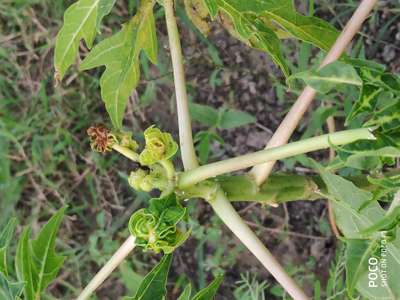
[0,0,398,299]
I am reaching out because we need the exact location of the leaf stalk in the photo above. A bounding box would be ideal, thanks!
[209,190,309,300]
[164,0,198,170]
[179,128,374,188]
[112,144,139,161]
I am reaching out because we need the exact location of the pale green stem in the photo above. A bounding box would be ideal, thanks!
[210,190,309,300]
[179,128,375,188]
[159,159,176,197]
[159,159,175,181]
[388,191,400,213]
[249,0,379,185]
[76,235,136,300]
[164,0,198,170]
[112,144,139,161]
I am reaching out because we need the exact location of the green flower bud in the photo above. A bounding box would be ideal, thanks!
[128,194,190,254]
[128,165,172,193]
[116,131,139,151]
[128,169,148,191]
[140,175,153,192]
[139,126,178,165]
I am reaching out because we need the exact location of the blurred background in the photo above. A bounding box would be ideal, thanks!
[1,0,399,299]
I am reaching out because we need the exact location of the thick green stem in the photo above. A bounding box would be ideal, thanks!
[164,0,198,170]
[210,190,309,300]
[179,128,375,188]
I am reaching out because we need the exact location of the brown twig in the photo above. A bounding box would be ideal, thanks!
[246,221,328,241]
[326,109,341,238]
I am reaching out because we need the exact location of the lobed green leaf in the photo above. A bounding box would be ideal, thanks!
[316,164,400,298]
[54,0,116,80]
[290,61,362,93]
[204,0,339,77]
[216,0,338,49]
[80,0,157,129]
[129,194,190,254]
[204,0,290,77]
[333,144,400,171]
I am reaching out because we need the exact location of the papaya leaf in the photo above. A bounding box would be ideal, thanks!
[129,194,190,254]
[316,164,400,298]
[54,0,116,80]
[345,239,379,297]
[178,283,192,300]
[97,0,117,30]
[347,235,400,299]
[360,206,400,236]
[368,173,400,190]
[257,0,339,51]
[365,101,400,133]
[380,73,400,92]
[130,255,172,300]
[184,0,211,36]
[203,0,290,77]
[0,272,24,300]
[367,172,400,203]
[80,0,157,129]
[344,58,386,73]
[0,218,16,276]
[191,274,223,300]
[346,84,382,124]
[15,208,66,300]
[336,146,400,171]
[290,61,362,93]
[204,0,339,76]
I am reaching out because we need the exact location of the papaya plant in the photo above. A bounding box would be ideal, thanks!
[49,0,400,299]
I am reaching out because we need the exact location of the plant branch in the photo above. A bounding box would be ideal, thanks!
[249,0,379,185]
[179,128,374,188]
[164,0,198,170]
[112,144,139,161]
[210,189,309,300]
[76,235,136,300]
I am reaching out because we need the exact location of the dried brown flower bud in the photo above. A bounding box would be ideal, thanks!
[87,125,116,153]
